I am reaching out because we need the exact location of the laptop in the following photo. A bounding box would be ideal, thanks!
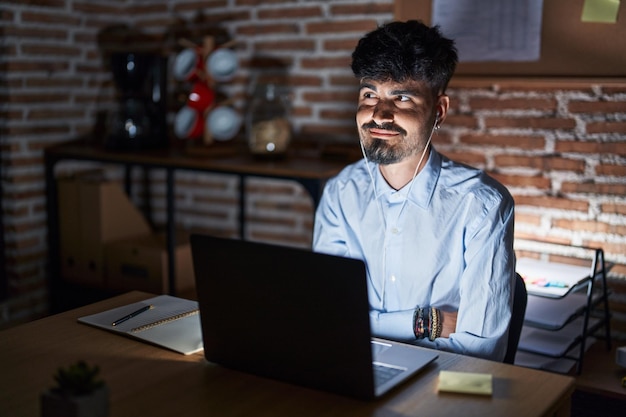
[190,234,438,400]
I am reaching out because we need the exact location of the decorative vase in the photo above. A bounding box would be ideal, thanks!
[40,385,110,417]
[246,82,291,157]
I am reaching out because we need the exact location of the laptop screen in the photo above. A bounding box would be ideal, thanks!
[190,234,377,399]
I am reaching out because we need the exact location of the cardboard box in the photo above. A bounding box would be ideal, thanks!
[104,232,195,294]
[57,172,152,287]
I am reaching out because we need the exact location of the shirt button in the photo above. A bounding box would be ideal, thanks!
[391,227,399,234]
[390,275,396,282]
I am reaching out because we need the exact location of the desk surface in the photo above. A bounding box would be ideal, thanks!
[44,140,354,180]
[0,291,575,417]
[576,341,626,400]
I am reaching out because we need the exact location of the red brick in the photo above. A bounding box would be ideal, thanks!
[127,2,171,14]
[561,181,626,196]
[330,3,393,15]
[603,85,626,95]
[323,38,360,52]
[552,219,618,234]
[329,75,358,87]
[258,6,322,19]
[583,240,626,257]
[7,93,70,104]
[513,195,589,212]
[586,121,626,134]
[8,124,70,136]
[490,173,551,190]
[460,134,545,150]
[301,90,354,103]
[1,9,15,21]
[254,39,316,52]
[555,140,626,156]
[72,1,124,14]
[236,0,291,5]
[22,11,81,25]
[2,0,64,7]
[596,163,626,176]
[485,117,576,130]
[21,44,82,57]
[28,109,85,120]
[319,109,355,121]
[514,232,573,246]
[306,19,377,35]
[4,26,68,40]
[444,115,478,129]
[301,56,351,70]
[494,155,585,173]
[470,97,557,111]
[287,75,323,87]
[568,100,626,114]
[440,151,486,167]
[6,60,69,73]
[515,212,542,226]
[601,202,626,215]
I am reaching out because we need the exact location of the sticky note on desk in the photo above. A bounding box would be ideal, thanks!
[438,371,493,395]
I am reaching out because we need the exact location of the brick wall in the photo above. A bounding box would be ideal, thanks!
[1,1,625,338]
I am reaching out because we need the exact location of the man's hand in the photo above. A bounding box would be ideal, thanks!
[440,310,458,338]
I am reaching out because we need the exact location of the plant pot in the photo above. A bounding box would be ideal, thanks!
[40,385,109,417]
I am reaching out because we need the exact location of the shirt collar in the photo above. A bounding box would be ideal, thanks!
[374,147,442,209]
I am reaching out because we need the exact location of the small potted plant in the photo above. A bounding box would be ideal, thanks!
[40,360,109,417]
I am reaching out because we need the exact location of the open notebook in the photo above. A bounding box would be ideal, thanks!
[78,294,203,355]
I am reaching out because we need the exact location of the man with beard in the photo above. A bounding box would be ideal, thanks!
[313,20,516,361]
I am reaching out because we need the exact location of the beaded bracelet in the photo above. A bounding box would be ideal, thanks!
[413,307,429,339]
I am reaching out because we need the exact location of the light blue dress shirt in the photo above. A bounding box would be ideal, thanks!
[313,148,516,361]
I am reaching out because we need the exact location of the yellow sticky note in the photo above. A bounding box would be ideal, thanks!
[438,370,493,396]
[581,0,621,23]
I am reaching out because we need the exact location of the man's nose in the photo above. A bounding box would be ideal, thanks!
[372,100,394,125]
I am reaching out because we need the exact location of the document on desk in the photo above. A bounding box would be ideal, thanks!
[78,295,203,355]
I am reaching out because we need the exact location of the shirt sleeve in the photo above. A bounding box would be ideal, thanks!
[430,196,516,361]
[313,179,350,257]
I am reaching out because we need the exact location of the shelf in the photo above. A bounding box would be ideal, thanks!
[513,243,611,374]
[519,317,601,358]
[524,291,606,331]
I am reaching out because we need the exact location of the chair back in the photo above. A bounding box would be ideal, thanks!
[503,272,527,364]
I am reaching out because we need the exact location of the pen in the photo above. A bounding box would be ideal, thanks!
[112,304,153,326]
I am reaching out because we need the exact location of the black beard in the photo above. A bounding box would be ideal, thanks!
[360,121,409,164]
[363,138,405,164]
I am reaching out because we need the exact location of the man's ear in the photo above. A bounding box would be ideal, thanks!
[435,95,450,125]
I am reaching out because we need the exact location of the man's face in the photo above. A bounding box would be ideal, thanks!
[356,78,441,165]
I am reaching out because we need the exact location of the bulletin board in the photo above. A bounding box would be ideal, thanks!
[394,0,626,78]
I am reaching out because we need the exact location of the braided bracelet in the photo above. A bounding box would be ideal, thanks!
[429,307,442,341]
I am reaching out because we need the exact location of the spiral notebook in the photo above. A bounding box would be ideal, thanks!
[78,294,203,355]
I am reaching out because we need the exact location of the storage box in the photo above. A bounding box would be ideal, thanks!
[104,232,194,294]
[57,172,152,287]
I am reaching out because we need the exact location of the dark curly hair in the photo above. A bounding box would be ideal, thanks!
[351,20,458,95]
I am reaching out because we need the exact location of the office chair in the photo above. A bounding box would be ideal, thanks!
[503,273,528,364]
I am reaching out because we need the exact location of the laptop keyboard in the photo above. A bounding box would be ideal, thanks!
[373,363,405,387]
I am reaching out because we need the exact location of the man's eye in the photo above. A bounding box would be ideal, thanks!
[363,92,376,99]
[398,95,410,102]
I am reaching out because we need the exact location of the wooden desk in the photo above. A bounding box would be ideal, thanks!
[44,140,351,306]
[575,341,626,400]
[1,291,575,417]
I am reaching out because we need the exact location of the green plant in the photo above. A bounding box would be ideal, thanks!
[52,361,105,397]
